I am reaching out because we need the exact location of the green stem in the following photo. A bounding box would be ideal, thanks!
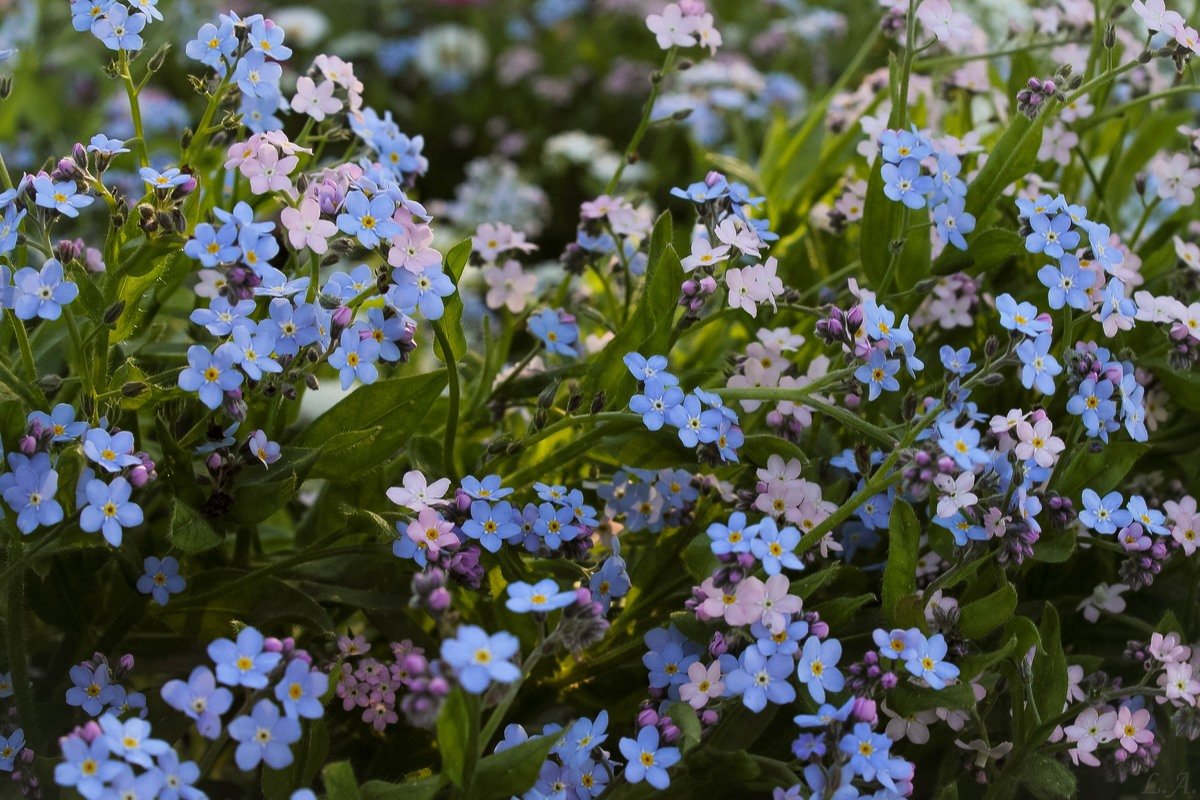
[478,639,550,749]
[605,47,677,195]
[10,312,39,385]
[119,50,151,170]
[4,522,40,748]
[432,321,461,480]
[64,306,95,408]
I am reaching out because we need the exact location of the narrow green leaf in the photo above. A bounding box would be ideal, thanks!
[436,688,471,787]
[322,761,362,800]
[959,581,1018,640]
[882,500,920,624]
[1032,604,1068,721]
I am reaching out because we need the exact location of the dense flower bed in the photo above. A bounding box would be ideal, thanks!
[0,0,1199,798]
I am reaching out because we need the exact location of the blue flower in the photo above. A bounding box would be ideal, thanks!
[793,698,854,729]
[753,617,809,657]
[0,728,24,772]
[528,308,579,357]
[13,259,79,320]
[666,393,722,448]
[838,722,893,782]
[99,714,169,768]
[750,517,803,575]
[254,265,309,298]
[560,711,609,767]
[904,633,960,689]
[184,222,240,267]
[208,627,282,689]
[707,511,758,555]
[461,474,513,500]
[933,151,967,197]
[90,5,147,50]
[1015,333,1061,394]
[872,627,923,660]
[995,293,1050,336]
[140,167,189,190]
[71,0,114,32]
[273,660,328,719]
[154,750,202,800]
[618,726,680,790]
[1126,495,1167,536]
[228,699,302,771]
[105,684,147,719]
[29,403,88,442]
[506,579,577,613]
[1079,489,1132,534]
[233,51,283,99]
[724,648,796,712]
[643,626,700,690]
[1066,378,1118,440]
[228,325,282,381]
[82,428,140,472]
[248,16,292,60]
[54,734,123,798]
[189,296,256,336]
[0,205,25,255]
[2,458,62,534]
[854,349,901,401]
[882,158,933,209]
[261,298,321,356]
[1037,254,1095,310]
[329,328,381,390]
[937,420,989,470]
[80,477,143,547]
[670,179,728,203]
[389,265,455,321]
[185,19,237,70]
[533,502,580,549]
[336,190,399,248]
[939,346,974,376]
[932,196,976,250]
[879,128,932,163]
[440,625,521,694]
[178,343,243,409]
[622,352,677,385]
[589,548,630,611]
[66,663,116,716]
[463,500,520,552]
[1084,221,1124,270]
[136,556,185,605]
[86,134,129,156]
[161,666,233,740]
[796,636,844,703]
[1025,212,1079,259]
[629,377,684,431]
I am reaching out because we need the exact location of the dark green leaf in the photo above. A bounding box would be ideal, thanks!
[435,239,472,364]
[470,730,564,800]
[360,776,445,800]
[1020,752,1077,800]
[436,688,471,787]
[322,761,362,800]
[959,581,1018,640]
[1032,604,1068,721]
[168,496,222,555]
[882,500,919,624]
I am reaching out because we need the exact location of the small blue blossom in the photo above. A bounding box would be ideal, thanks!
[707,511,758,555]
[1079,489,1132,534]
[879,128,932,163]
[99,714,169,768]
[932,196,976,250]
[228,699,302,771]
[13,259,79,320]
[618,726,680,790]
[208,627,282,689]
[389,265,456,321]
[55,734,124,798]
[724,648,796,712]
[161,666,234,740]
[1037,254,1095,310]
[66,663,116,716]
[528,308,579,357]
[622,352,678,385]
[82,428,140,472]
[796,635,844,703]
[882,158,933,209]
[336,190,399,248]
[1126,495,1168,536]
[29,403,88,442]
[1016,333,1062,394]
[854,349,901,401]
[750,517,803,575]
[463,500,520,552]
[136,556,185,605]
[184,222,240,267]
[629,377,684,431]
[91,5,147,50]
[939,346,975,376]
[329,328,381,390]
[233,51,283,99]
[1025,212,1079,259]
[185,19,238,70]
[189,296,256,336]
[80,477,143,547]
[0,729,24,772]
[1066,378,1118,440]
[666,393,722,448]
[461,474,513,500]
[86,134,129,156]
[2,458,62,534]
[178,343,243,410]
[904,633,960,689]
[274,659,328,719]
[441,626,521,694]
[506,579,577,613]
[996,293,1051,336]
[140,166,189,190]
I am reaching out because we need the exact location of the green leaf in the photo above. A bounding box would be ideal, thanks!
[932,227,1026,275]
[436,688,472,787]
[882,500,920,624]
[1032,604,1068,721]
[360,776,446,800]
[322,761,362,800]
[959,581,1018,640]
[295,370,448,480]
[168,496,222,555]
[859,152,901,284]
[889,681,977,716]
[1019,752,1077,800]
[1054,441,1147,499]
[581,212,681,405]
[262,719,328,800]
[470,730,564,800]
[435,239,472,364]
[665,701,703,752]
[965,112,1047,222]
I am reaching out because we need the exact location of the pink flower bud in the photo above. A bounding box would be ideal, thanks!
[637,708,659,728]
[852,697,878,724]
[264,637,284,653]
[332,305,353,328]
[19,435,36,455]
[428,587,452,611]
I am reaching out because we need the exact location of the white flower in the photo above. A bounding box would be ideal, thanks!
[386,470,451,512]
[933,471,977,519]
[1076,582,1129,623]
[645,4,698,50]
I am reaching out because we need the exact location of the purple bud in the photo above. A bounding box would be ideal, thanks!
[332,305,353,328]
[263,637,284,653]
[18,435,36,456]
[852,697,878,724]
[880,671,899,689]
[637,708,659,728]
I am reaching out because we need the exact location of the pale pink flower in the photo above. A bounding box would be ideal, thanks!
[693,12,722,55]
[1152,152,1200,205]
[679,661,724,709]
[405,507,458,560]
[1148,632,1192,665]
[882,703,936,744]
[1112,705,1153,752]
[696,576,739,623]
[933,471,977,519]
[725,267,765,317]
[1159,661,1200,706]
[281,198,338,254]
[1013,417,1065,468]
[243,144,297,195]
[1132,0,1185,33]
[681,237,730,273]
[646,3,698,49]
[314,54,357,89]
[388,224,441,274]
[1077,582,1128,623]
[1063,707,1115,767]
[291,76,343,121]
[729,574,802,633]
[483,260,538,314]
[916,0,973,43]
[386,470,451,511]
